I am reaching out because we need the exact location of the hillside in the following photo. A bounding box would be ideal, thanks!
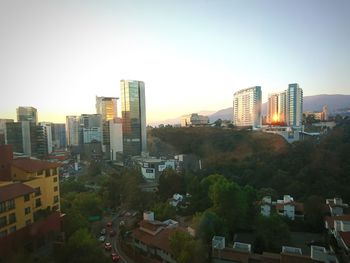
[149,121,350,201]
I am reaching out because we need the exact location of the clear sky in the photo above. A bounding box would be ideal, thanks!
[0,0,349,124]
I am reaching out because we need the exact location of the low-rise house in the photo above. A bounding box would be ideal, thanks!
[211,236,338,263]
[260,196,272,217]
[326,198,349,216]
[325,214,350,254]
[259,195,304,220]
[132,211,188,263]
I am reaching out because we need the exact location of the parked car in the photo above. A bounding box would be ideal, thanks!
[111,253,120,262]
[104,242,112,251]
[100,228,106,235]
[109,229,116,237]
[99,235,106,242]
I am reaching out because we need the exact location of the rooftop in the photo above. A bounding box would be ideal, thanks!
[0,182,35,202]
[325,215,350,229]
[12,158,60,173]
[339,232,350,250]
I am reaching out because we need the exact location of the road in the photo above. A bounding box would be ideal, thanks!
[102,214,134,263]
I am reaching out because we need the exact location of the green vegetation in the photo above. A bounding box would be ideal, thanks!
[150,121,350,201]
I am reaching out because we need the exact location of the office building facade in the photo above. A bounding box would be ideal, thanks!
[16,107,38,124]
[96,96,118,121]
[120,80,146,156]
[65,116,80,147]
[233,86,262,128]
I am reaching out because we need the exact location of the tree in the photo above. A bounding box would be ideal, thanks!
[304,195,325,232]
[72,192,103,218]
[209,177,247,233]
[158,169,184,200]
[57,228,109,263]
[151,202,176,221]
[192,211,227,243]
[62,209,90,238]
[169,231,207,263]
[254,215,290,253]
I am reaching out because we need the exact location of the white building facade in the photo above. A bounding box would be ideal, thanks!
[233,86,262,128]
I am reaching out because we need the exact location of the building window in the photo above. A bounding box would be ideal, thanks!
[25,207,31,215]
[0,216,7,228]
[53,176,58,182]
[52,169,57,175]
[7,199,15,210]
[53,196,59,204]
[45,169,51,177]
[0,202,5,213]
[24,194,30,202]
[8,213,16,224]
[25,219,31,226]
[54,186,58,192]
[35,198,42,208]
[37,170,44,176]
[9,226,16,233]
[34,187,41,197]
[0,230,7,237]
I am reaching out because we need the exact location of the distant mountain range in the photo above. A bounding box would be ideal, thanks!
[150,95,350,125]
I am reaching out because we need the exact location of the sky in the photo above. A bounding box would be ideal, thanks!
[0,0,349,124]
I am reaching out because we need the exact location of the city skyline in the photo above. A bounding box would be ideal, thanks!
[0,0,349,123]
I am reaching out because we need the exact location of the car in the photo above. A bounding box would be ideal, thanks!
[111,253,120,262]
[99,235,106,242]
[104,242,112,251]
[109,229,116,237]
[107,221,113,227]
[100,228,106,235]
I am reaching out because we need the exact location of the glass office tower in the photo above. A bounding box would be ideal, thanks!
[120,80,146,156]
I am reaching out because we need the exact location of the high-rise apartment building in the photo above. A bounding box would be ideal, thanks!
[286,83,303,127]
[267,91,287,124]
[96,96,118,121]
[120,80,146,156]
[39,122,53,154]
[16,107,38,124]
[233,86,262,128]
[0,119,14,145]
[52,123,66,149]
[65,116,80,147]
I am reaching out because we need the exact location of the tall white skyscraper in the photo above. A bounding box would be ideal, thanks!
[120,80,146,156]
[286,83,303,127]
[233,86,262,128]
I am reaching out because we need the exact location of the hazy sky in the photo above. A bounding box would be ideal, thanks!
[1,0,349,124]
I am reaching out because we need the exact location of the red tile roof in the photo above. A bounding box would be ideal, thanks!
[12,158,60,172]
[133,226,186,254]
[139,220,166,233]
[325,215,350,229]
[339,232,350,250]
[212,247,250,263]
[0,183,35,202]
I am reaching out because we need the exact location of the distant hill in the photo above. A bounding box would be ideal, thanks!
[209,94,350,122]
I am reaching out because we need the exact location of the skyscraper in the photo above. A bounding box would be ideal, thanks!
[96,96,118,121]
[233,86,262,128]
[65,116,80,146]
[120,80,146,156]
[267,91,287,124]
[16,106,38,124]
[286,83,303,127]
